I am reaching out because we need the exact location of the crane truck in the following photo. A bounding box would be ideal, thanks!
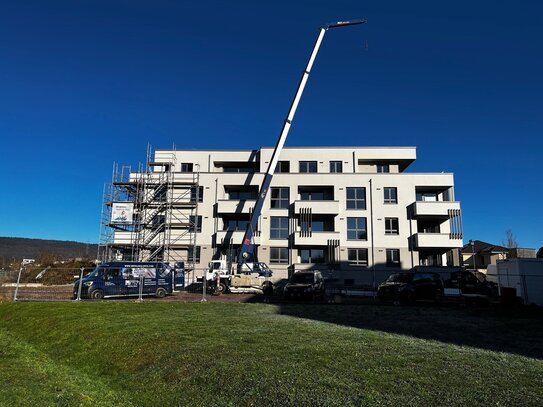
[206,19,367,294]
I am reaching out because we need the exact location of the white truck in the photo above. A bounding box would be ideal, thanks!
[206,260,273,294]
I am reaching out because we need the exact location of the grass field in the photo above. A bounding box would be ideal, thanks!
[0,301,542,406]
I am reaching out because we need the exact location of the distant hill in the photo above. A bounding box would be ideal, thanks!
[0,237,98,260]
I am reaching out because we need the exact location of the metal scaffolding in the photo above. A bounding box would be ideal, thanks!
[98,145,200,273]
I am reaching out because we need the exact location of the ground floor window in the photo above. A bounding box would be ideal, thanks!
[270,247,289,264]
[348,248,369,266]
[386,249,400,267]
[300,249,325,263]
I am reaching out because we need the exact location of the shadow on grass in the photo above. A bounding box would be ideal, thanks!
[273,299,543,359]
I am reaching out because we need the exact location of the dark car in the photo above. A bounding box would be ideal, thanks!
[283,271,325,301]
[378,272,444,304]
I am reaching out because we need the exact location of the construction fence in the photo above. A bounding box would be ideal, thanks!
[1,266,541,306]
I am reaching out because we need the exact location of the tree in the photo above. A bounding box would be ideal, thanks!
[502,229,519,258]
[537,247,543,259]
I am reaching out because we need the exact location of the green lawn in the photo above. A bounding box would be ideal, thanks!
[0,301,542,406]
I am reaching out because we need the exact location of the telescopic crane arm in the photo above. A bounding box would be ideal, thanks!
[238,19,367,268]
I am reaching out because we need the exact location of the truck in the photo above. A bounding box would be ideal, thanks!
[208,19,367,295]
[206,259,272,294]
[73,261,185,300]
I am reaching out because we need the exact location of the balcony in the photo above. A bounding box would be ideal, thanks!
[412,201,461,218]
[413,233,463,250]
[294,231,340,246]
[217,199,255,214]
[215,230,260,245]
[293,200,339,215]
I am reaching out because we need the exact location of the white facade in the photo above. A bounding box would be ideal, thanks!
[105,146,463,285]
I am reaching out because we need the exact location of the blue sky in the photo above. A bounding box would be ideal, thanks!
[0,0,541,248]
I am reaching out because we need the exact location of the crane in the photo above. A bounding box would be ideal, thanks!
[237,19,367,275]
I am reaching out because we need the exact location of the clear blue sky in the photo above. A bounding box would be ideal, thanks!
[0,0,541,248]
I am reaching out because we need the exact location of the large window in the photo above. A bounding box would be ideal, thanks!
[348,248,368,266]
[189,215,202,232]
[300,249,325,263]
[225,219,249,231]
[270,247,289,264]
[187,246,201,263]
[228,190,257,200]
[275,161,290,173]
[377,164,390,173]
[347,217,367,240]
[384,187,398,204]
[386,249,400,267]
[190,186,203,203]
[346,187,366,209]
[270,216,289,239]
[299,161,317,173]
[385,218,399,235]
[330,161,342,173]
[270,187,289,209]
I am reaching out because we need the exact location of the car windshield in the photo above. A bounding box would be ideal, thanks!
[289,273,314,284]
[386,273,412,283]
[86,267,104,278]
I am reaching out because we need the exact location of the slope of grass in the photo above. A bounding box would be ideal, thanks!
[0,301,541,406]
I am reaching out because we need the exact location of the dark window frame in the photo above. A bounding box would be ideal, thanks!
[385,217,399,235]
[348,248,369,266]
[270,187,289,209]
[330,161,343,173]
[384,187,398,204]
[270,247,289,264]
[270,216,289,239]
[347,217,368,240]
[346,187,366,210]
[299,161,318,173]
[386,248,401,267]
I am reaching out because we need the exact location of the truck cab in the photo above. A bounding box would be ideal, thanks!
[74,261,185,300]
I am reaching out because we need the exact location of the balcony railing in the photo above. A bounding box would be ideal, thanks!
[412,201,461,218]
[412,233,463,250]
[216,199,256,214]
[293,200,339,215]
[294,231,340,246]
[215,230,261,245]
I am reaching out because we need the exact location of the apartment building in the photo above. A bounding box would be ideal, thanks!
[100,146,463,285]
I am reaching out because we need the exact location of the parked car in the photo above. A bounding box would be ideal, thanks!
[283,271,325,301]
[377,272,444,304]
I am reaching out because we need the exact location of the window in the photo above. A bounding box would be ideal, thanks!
[386,249,400,267]
[270,187,289,209]
[223,166,254,173]
[226,219,249,231]
[275,161,290,173]
[347,217,367,240]
[377,164,390,173]
[348,248,369,266]
[416,192,438,202]
[270,247,289,264]
[330,161,342,173]
[385,218,399,235]
[300,249,325,263]
[187,246,201,263]
[384,187,398,204]
[270,216,289,239]
[180,163,194,172]
[189,215,202,232]
[299,161,317,173]
[190,186,203,203]
[228,190,257,200]
[346,187,366,210]
[299,187,334,200]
